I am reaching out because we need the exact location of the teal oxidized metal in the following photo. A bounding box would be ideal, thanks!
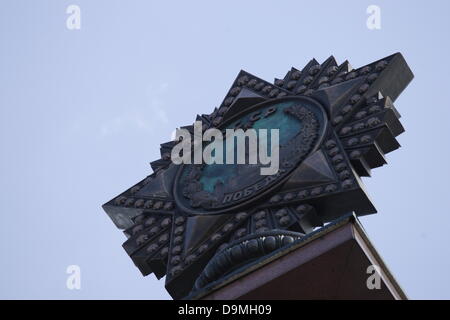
[102,53,413,299]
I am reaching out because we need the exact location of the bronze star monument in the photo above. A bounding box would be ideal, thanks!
[102,53,413,299]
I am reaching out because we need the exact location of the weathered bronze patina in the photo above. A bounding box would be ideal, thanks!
[102,53,413,299]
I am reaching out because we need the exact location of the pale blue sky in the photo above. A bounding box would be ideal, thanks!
[1,0,449,299]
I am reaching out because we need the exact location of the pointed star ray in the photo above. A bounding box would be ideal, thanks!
[102,53,413,299]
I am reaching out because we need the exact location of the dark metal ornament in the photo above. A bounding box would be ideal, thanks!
[102,53,413,299]
[174,96,328,215]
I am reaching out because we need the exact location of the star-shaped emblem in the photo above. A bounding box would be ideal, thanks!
[103,53,413,299]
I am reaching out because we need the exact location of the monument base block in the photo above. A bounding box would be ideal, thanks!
[196,215,406,300]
